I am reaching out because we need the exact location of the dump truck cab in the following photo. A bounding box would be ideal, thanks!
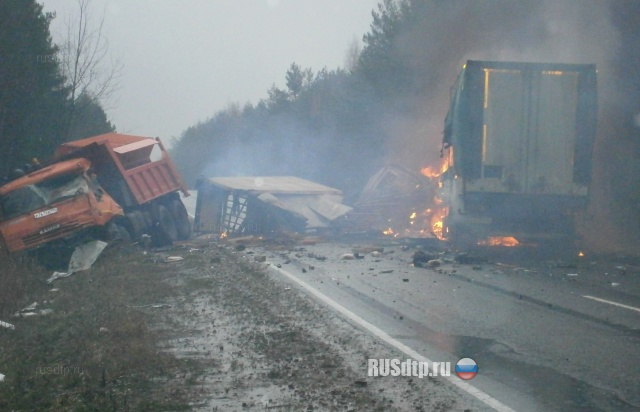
[0,158,123,253]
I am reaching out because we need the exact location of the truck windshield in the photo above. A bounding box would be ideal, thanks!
[0,173,89,221]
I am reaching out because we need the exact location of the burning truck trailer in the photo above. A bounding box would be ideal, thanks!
[438,60,598,253]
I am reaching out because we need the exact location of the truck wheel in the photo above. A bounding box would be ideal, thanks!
[155,204,178,245]
[125,210,146,239]
[168,198,191,240]
[105,221,131,243]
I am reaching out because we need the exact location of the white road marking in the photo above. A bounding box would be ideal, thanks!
[583,295,640,313]
[270,265,516,412]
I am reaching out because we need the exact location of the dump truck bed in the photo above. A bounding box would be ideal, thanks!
[55,133,189,207]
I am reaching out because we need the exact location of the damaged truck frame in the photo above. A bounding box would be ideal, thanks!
[0,133,191,261]
[440,60,598,250]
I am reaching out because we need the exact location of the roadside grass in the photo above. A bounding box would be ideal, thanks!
[0,244,203,411]
[0,250,49,317]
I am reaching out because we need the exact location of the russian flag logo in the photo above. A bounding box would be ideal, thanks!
[455,358,478,380]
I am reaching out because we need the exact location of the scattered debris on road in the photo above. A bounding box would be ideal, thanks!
[20,302,37,313]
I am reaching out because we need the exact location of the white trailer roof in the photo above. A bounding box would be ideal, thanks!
[205,176,343,195]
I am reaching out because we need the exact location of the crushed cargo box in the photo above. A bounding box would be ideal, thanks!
[194,176,352,236]
[342,165,434,235]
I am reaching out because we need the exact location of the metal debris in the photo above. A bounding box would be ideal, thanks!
[47,240,108,283]
[413,250,436,267]
[0,320,15,330]
[21,302,38,312]
[126,303,172,309]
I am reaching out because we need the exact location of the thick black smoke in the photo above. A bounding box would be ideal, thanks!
[379,0,640,253]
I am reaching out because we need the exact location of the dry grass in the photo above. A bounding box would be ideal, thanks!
[0,244,201,411]
[0,251,49,317]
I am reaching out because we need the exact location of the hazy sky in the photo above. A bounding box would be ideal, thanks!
[40,0,380,141]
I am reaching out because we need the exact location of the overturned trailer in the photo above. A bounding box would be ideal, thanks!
[194,176,352,237]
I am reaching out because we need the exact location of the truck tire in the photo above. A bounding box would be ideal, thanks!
[168,198,191,240]
[105,221,131,243]
[155,204,178,245]
[125,210,147,239]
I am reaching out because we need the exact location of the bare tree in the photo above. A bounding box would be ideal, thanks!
[59,0,122,135]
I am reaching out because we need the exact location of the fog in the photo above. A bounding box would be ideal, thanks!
[40,0,380,140]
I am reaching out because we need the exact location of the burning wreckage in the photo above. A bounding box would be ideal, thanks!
[350,60,599,252]
[192,169,447,246]
[347,165,448,241]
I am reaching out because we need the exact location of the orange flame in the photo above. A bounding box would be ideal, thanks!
[477,236,520,247]
[423,160,449,240]
[420,162,449,179]
[382,227,400,238]
[381,159,450,240]
[429,207,448,240]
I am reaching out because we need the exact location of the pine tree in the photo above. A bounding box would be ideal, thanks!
[0,0,69,173]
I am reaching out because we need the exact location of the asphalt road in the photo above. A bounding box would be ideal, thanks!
[247,239,640,412]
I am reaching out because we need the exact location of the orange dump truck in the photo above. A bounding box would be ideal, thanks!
[0,133,191,256]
